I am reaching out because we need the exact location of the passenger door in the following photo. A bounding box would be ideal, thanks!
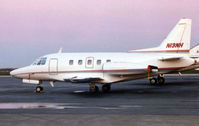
[49,58,58,74]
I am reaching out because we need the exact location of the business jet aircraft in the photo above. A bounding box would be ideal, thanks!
[10,18,199,93]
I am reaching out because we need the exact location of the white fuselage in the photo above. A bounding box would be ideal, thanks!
[10,52,195,84]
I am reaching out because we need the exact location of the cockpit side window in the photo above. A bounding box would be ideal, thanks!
[40,57,47,65]
[37,60,41,65]
[32,59,39,65]
[32,57,47,65]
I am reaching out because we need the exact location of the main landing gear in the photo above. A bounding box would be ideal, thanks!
[147,65,165,85]
[89,83,99,93]
[149,75,165,85]
[102,84,111,93]
[89,83,111,93]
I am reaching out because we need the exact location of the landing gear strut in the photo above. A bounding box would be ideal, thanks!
[89,83,99,93]
[102,84,111,93]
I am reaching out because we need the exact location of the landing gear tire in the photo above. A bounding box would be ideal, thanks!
[150,78,157,85]
[89,85,99,93]
[158,77,165,85]
[102,84,111,93]
[35,86,44,93]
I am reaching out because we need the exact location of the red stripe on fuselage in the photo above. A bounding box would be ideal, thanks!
[14,66,184,76]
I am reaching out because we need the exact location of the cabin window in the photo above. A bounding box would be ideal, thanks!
[78,60,83,65]
[106,59,111,63]
[87,60,92,65]
[97,60,101,65]
[69,60,73,65]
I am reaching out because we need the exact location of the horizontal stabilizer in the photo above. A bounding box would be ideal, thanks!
[190,44,199,58]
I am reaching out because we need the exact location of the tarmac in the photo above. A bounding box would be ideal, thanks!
[1,75,199,126]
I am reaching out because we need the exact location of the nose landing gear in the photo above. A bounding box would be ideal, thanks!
[34,81,44,93]
[35,86,44,93]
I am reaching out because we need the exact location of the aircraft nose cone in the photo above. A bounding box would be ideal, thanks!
[10,69,17,76]
[10,67,30,79]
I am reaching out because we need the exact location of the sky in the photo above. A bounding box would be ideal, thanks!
[0,0,199,68]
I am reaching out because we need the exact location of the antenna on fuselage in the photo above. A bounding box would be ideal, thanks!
[58,48,62,53]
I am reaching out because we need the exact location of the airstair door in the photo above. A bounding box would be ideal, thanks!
[49,58,58,74]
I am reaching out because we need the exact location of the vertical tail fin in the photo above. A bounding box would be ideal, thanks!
[159,18,192,52]
[128,18,192,53]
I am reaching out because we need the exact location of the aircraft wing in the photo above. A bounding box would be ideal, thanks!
[64,76,102,83]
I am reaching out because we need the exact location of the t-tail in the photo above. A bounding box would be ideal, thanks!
[129,18,192,53]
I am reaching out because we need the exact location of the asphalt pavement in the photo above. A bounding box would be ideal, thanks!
[1,76,199,126]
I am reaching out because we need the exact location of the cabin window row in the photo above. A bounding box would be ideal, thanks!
[68,59,111,65]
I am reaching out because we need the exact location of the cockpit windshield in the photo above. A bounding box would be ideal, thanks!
[32,57,47,65]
